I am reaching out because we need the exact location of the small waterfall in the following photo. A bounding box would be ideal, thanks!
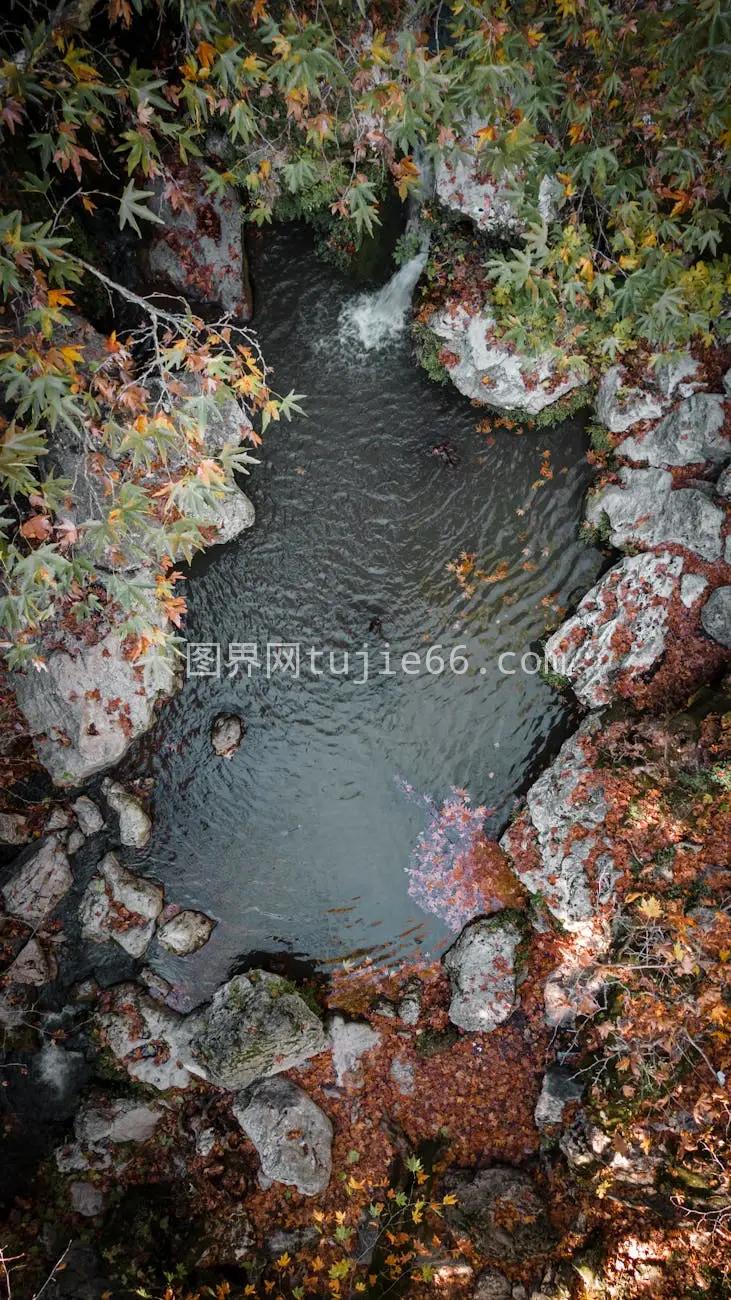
[339,246,428,350]
[338,147,432,351]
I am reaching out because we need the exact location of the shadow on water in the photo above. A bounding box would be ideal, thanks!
[117,223,603,999]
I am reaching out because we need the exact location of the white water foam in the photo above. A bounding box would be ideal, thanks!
[338,249,428,351]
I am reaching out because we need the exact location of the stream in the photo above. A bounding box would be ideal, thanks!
[124,225,603,1001]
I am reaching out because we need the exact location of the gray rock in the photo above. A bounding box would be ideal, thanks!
[595,366,665,434]
[0,812,30,845]
[559,1111,612,1172]
[102,780,152,849]
[717,466,731,500]
[72,796,104,836]
[329,1015,380,1088]
[80,852,164,958]
[157,909,215,955]
[46,808,72,832]
[390,1055,415,1095]
[585,466,725,561]
[501,717,614,931]
[724,368,731,398]
[701,587,731,649]
[545,552,684,708]
[6,937,58,985]
[201,487,255,545]
[97,982,193,1090]
[67,829,86,855]
[534,1068,583,1131]
[617,393,727,467]
[443,1165,555,1260]
[1,836,72,925]
[431,304,584,414]
[211,713,244,758]
[57,1093,163,1173]
[443,915,521,1032]
[147,164,252,319]
[196,1209,255,1267]
[397,979,422,1026]
[474,1271,512,1300]
[655,354,700,398]
[543,962,605,1028]
[233,1077,333,1195]
[680,573,709,608]
[70,1181,105,1217]
[436,128,520,237]
[70,977,101,1003]
[189,970,328,1090]
[12,630,174,786]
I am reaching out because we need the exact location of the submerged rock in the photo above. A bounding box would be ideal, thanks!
[585,467,725,562]
[80,853,164,958]
[443,915,521,1032]
[701,587,731,649]
[233,1077,333,1195]
[12,630,174,787]
[443,1165,556,1260]
[211,713,244,758]
[1,836,72,925]
[102,780,152,849]
[545,552,684,708]
[157,909,215,955]
[189,970,328,1090]
[97,982,193,1090]
[500,718,615,931]
[616,392,728,467]
[595,365,666,434]
[431,303,584,415]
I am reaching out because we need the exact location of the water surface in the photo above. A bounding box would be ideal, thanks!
[127,226,602,998]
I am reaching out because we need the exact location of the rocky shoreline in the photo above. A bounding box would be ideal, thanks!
[1,203,730,1298]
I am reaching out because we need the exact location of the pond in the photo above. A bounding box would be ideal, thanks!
[126,225,603,1000]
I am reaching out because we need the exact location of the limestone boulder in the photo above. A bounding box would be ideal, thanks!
[102,780,152,849]
[188,970,328,1090]
[1,836,72,925]
[147,163,252,319]
[328,1015,380,1088]
[701,586,731,649]
[545,552,684,707]
[431,303,585,415]
[12,630,174,786]
[80,852,163,958]
[500,718,616,931]
[442,1165,556,1260]
[617,392,728,467]
[443,915,521,1032]
[534,1067,583,1132]
[97,982,193,1090]
[595,365,666,434]
[233,1077,333,1196]
[585,466,725,562]
[157,909,215,955]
